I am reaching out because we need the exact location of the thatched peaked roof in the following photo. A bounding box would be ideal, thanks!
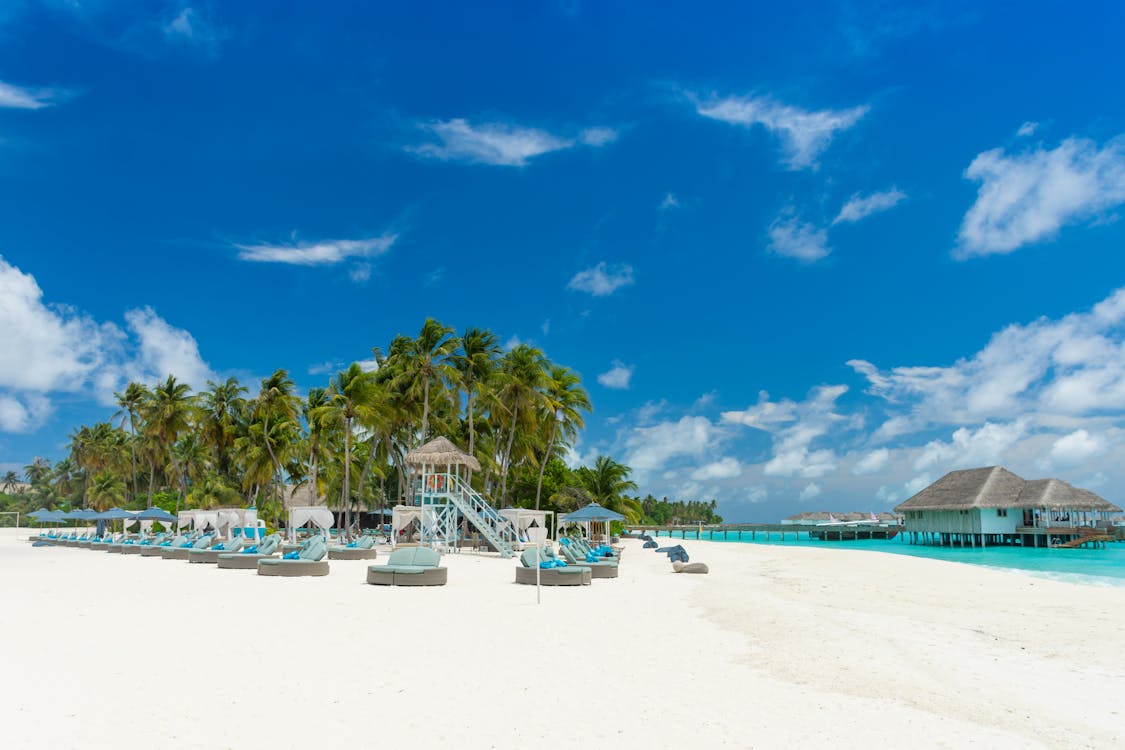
[404,436,481,471]
[894,466,1121,512]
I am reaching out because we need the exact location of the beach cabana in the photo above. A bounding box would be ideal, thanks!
[499,508,556,547]
[560,503,625,546]
[287,506,334,543]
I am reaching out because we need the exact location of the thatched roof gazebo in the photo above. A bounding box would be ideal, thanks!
[404,436,481,471]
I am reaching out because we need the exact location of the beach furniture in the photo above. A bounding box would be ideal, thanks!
[161,534,213,560]
[216,534,282,569]
[141,533,186,556]
[672,561,709,574]
[188,535,247,564]
[122,533,165,555]
[328,535,378,560]
[514,547,591,586]
[257,538,329,577]
[557,543,619,578]
[365,546,447,586]
[565,536,620,561]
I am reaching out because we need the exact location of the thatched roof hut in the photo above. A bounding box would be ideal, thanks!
[894,467,1121,512]
[404,436,481,471]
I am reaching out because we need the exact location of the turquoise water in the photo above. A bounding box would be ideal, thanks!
[651,529,1125,587]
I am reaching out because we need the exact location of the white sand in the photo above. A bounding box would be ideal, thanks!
[2,529,1122,749]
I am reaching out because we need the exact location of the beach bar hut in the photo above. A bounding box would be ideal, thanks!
[896,466,1122,548]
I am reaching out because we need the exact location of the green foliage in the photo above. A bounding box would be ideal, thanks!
[636,495,723,525]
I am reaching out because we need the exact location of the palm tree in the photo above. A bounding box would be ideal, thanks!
[493,344,547,504]
[186,472,242,509]
[113,381,149,503]
[198,377,247,481]
[326,363,380,532]
[535,364,590,509]
[146,375,194,514]
[2,470,18,495]
[254,370,298,493]
[89,471,126,512]
[452,327,500,471]
[574,456,641,521]
[302,387,332,506]
[400,318,458,443]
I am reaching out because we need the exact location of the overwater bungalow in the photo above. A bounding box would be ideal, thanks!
[895,466,1121,548]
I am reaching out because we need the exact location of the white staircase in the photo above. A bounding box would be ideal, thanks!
[446,474,517,558]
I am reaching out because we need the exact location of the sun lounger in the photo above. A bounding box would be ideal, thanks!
[557,543,619,578]
[366,546,447,586]
[672,561,709,574]
[566,536,620,561]
[328,535,378,560]
[216,534,282,569]
[123,533,166,554]
[514,547,592,586]
[140,533,186,557]
[257,538,329,577]
[161,534,212,560]
[188,535,247,564]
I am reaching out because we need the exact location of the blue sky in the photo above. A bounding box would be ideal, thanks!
[3,1,1125,521]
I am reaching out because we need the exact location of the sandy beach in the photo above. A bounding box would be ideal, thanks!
[2,529,1122,749]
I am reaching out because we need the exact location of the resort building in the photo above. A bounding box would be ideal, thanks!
[895,466,1121,547]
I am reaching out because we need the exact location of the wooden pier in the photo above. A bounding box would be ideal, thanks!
[628,523,902,542]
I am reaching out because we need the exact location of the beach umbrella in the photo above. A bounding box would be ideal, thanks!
[135,507,175,522]
[560,503,625,545]
[95,507,136,537]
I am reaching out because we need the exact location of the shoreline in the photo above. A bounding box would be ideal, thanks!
[3,528,1123,748]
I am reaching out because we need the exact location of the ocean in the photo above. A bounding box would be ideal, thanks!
[650,529,1125,587]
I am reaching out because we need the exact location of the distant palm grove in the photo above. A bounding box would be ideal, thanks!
[1,319,721,528]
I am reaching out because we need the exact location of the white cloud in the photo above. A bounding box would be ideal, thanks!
[1017,121,1038,137]
[0,80,57,110]
[833,188,907,224]
[660,193,680,210]
[690,457,743,481]
[903,474,933,497]
[162,6,223,52]
[409,118,613,166]
[693,92,868,169]
[767,213,830,262]
[852,448,890,475]
[541,319,551,336]
[1045,429,1105,468]
[578,127,618,147]
[597,360,634,390]
[503,335,524,351]
[724,385,848,479]
[956,136,1125,258]
[623,415,716,476]
[746,485,769,504]
[348,263,372,283]
[567,262,635,296]
[0,258,217,432]
[236,234,396,266]
[799,482,822,501]
[913,421,1027,472]
[123,306,214,389]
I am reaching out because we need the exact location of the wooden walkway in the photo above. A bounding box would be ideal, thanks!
[629,523,902,542]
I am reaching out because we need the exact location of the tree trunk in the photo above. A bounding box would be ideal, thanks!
[147,460,155,506]
[534,418,558,511]
[499,402,519,505]
[342,416,352,533]
[128,416,138,505]
[421,376,431,444]
[466,385,475,486]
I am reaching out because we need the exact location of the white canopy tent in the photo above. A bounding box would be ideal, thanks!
[288,506,334,542]
[391,505,422,545]
[499,508,555,548]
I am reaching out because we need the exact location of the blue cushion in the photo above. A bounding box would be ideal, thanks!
[538,561,555,569]
[555,559,567,567]
[242,545,258,554]
[283,551,300,560]
[586,552,599,562]
[559,538,571,546]
[213,543,225,550]
[346,541,357,548]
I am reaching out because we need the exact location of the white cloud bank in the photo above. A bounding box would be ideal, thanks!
[693,92,868,169]
[409,118,617,167]
[567,262,634,296]
[0,258,215,433]
[957,136,1125,258]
